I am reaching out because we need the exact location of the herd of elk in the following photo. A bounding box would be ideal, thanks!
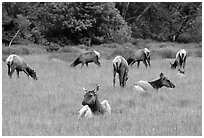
[5,48,188,119]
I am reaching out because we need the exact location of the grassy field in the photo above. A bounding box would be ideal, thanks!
[2,53,202,136]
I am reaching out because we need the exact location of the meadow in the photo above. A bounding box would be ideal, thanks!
[2,50,202,135]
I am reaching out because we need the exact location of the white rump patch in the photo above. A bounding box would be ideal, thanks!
[93,50,100,58]
[176,72,186,78]
[133,85,145,92]
[176,49,187,61]
[78,105,93,119]
[112,55,128,68]
[113,56,122,63]
[6,54,25,65]
[6,54,17,64]
[143,48,150,57]
[134,80,154,92]
[101,100,111,114]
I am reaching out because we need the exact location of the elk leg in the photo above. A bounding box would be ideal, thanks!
[122,73,125,87]
[7,64,10,76]
[137,61,140,68]
[81,63,85,68]
[183,57,186,70]
[143,60,148,68]
[119,74,122,87]
[130,61,136,66]
[8,65,16,79]
[113,68,116,87]
[16,70,20,78]
[147,58,151,68]
[94,60,101,67]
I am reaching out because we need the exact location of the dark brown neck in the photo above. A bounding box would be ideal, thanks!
[25,66,33,76]
[89,96,105,115]
[148,79,163,90]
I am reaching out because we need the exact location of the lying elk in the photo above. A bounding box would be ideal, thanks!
[127,48,151,68]
[6,54,37,80]
[170,49,187,74]
[113,55,129,87]
[134,73,175,92]
[70,50,101,68]
[78,85,111,118]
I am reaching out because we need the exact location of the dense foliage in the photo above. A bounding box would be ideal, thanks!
[2,2,202,47]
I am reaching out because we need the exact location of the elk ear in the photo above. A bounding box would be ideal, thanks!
[94,85,100,93]
[83,87,88,93]
[160,73,164,78]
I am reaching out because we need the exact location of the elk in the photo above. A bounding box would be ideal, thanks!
[127,48,151,68]
[134,73,175,92]
[113,55,129,87]
[70,50,101,68]
[78,85,111,118]
[170,49,187,73]
[6,54,37,80]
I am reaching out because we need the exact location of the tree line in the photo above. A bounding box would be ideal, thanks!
[2,2,202,48]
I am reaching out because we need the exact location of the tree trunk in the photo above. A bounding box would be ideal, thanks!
[126,3,153,22]
[9,29,20,47]
[121,2,129,19]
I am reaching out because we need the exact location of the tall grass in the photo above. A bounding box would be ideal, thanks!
[2,54,201,136]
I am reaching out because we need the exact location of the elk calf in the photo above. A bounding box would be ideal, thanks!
[113,55,129,87]
[6,54,37,80]
[78,85,111,119]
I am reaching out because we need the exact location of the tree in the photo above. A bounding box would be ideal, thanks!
[116,2,201,42]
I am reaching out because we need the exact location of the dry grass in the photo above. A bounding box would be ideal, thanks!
[2,53,202,136]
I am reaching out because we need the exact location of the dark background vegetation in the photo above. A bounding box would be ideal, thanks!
[2,2,202,58]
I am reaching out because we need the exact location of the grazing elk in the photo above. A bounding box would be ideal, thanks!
[134,73,175,92]
[113,55,129,87]
[127,48,151,68]
[6,54,37,80]
[170,49,187,73]
[70,50,101,68]
[78,85,111,118]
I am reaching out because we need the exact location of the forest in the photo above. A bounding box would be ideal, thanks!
[2,2,202,49]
